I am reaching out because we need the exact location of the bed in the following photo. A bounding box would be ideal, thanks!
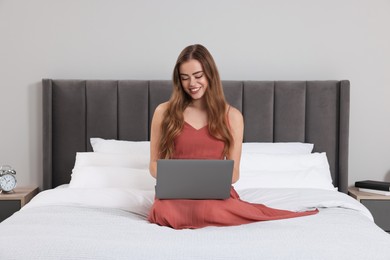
[1,79,390,259]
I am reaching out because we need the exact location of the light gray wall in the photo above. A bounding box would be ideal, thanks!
[1,0,389,189]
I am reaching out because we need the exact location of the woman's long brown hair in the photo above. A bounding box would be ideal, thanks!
[159,44,233,159]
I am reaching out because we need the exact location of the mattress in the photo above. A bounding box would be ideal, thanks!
[1,187,389,260]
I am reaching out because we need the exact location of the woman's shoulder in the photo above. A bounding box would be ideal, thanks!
[154,102,169,114]
[227,105,243,126]
[152,102,170,123]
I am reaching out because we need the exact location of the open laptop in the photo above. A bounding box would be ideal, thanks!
[155,159,234,200]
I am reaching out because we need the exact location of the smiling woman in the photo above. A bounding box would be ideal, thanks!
[147,44,318,229]
[149,44,239,181]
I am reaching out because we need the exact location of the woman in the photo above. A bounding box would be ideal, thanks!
[148,44,317,229]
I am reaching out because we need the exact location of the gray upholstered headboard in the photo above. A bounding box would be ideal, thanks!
[42,79,350,192]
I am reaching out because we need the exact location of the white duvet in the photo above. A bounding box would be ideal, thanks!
[1,187,390,260]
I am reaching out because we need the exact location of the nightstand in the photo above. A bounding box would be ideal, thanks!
[348,187,390,232]
[0,186,39,222]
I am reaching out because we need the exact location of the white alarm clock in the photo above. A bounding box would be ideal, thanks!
[0,165,17,193]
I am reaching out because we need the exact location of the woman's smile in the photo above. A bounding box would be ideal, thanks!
[179,59,209,100]
[189,86,201,94]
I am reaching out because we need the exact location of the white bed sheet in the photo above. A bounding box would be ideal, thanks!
[1,187,390,260]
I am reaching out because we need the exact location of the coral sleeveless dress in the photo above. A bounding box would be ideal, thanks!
[148,122,318,229]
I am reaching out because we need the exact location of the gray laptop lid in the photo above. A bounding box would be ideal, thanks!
[155,159,234,200]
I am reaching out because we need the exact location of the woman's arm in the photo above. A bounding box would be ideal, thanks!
[227,106,244,183]
[149,102,168,178]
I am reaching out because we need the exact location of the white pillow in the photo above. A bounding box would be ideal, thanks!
[74,152,149,170]
[242,142,313,154]
[90,138,150,154]
[69,166,155,190]
[235,152,335,191]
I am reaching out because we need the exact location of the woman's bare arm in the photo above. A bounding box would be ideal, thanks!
[149,102,168,178]
[227,106,244,183]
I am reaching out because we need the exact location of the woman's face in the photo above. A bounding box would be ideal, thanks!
[179,59,209,101]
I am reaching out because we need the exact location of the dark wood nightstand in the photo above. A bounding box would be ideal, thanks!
[0,186,39,222]
[348,187,390,232]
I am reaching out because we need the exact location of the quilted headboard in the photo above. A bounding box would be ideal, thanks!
[42,79,350,192]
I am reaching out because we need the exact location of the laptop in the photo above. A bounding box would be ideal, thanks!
[155,159,234,200]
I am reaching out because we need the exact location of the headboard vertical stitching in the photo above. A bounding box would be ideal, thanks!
[272,81,276,142]
[147,81,151,140]
[84,81,88,151]
[304,81,308,143]
[239,82,242,140]
[116,81,119,140]
[336,81,341,189]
